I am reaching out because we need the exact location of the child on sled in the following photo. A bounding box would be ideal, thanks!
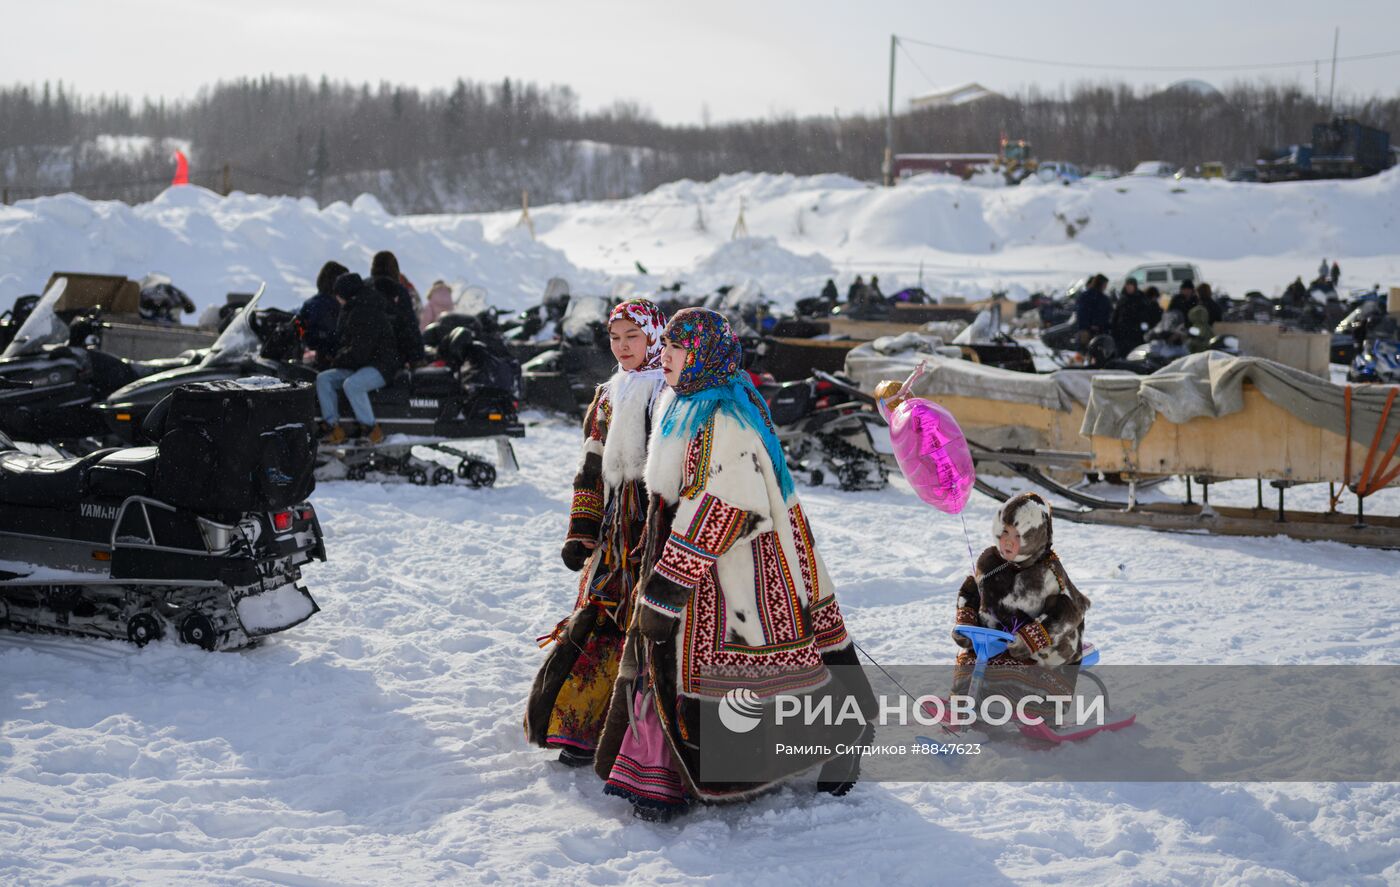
[951,492,1091,722]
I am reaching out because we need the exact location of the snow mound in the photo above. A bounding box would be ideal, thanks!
[695,235,834,279]
[0,186,605,314]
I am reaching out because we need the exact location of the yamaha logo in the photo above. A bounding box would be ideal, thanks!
[718,688,764,734]
[80,503,118,520]
[410,398,439,409]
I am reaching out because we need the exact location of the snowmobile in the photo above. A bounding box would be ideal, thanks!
[0,279,200,449]
[1122,311,1190,372]
[1347,314,1400,384]
[519,295,616,416]
[756,369,891,492]
[95,287,524,487]
[0,376,325,651]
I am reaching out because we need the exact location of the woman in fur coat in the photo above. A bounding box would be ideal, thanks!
[595,308,875,821]
[952,492,1090,718]
[525,299,669,767]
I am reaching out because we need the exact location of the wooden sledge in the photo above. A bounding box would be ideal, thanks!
[958,380,1400,549]
[884,364,1400,549]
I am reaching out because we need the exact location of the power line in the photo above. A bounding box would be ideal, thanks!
[896,34,1400,74]
[896,39,942,91]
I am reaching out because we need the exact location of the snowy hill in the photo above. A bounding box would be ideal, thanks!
[2,169,1397,318]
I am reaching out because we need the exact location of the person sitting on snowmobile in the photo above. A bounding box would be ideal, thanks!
[420,280,454,330]
[1110,278,1161,355]
[1195,282,1223,325]
[951,492,1090,720]
[821,278,840,305]
[298,260,347,368]
[1282,276,1309,309]
[1166,280,1197,320]
[369,251,426,367]
[317,272,400,445]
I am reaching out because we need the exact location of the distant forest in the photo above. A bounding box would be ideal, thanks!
[2,75,1398,213]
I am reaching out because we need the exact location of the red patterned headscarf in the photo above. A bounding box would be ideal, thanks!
[608,298,667,371]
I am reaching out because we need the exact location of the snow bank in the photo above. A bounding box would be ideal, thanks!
[479,167,1400,307]
[3,167,1398,319]
[0,186,605,313]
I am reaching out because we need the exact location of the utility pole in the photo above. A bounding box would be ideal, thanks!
[1327,27,1340,113]
[883,34,896,187]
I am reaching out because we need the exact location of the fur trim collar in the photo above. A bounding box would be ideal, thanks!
[644,387,687,501]
[601,368,665,486]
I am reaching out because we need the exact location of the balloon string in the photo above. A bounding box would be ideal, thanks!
[957,511,978,574]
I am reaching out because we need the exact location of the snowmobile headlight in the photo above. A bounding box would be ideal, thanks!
[197,517,238,553]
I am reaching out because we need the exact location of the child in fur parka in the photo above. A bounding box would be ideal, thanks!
[524,299,668,768]
[952,492,1090,710]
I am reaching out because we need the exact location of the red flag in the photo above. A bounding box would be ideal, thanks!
[171,150,189,186]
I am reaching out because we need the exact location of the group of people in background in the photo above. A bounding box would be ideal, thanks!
[296,251,437,445]
[1075,274,1223,359]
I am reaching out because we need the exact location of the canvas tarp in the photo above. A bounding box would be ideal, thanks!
[843,334,1130,412]
[1080,351,1400,446]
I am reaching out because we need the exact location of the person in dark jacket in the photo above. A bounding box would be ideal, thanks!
[846,275,866,304]
[317,272,400,445]
[1330,261,1341,287]
[369,250,426,366]
[821,278,839,304]
[298,260,347,368]
[1074,274,1113,348]
[1110,278,1162,354]
[1195,282,1223,325]
[1166,280,1196,320]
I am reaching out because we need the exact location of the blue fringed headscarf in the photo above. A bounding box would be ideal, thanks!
[659,308,795,500]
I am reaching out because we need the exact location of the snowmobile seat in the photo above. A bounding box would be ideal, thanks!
[408,366,461,396]
[0,450,113,507]
[86,447,160,499]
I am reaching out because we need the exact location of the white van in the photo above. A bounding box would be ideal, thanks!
[1114,263,1203,293]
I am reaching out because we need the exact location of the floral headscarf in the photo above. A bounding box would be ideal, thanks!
[659,308,794,499]
[661,307,743,395]
[608,298,667,372]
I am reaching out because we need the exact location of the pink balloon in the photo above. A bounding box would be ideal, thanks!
[879,394,976,514]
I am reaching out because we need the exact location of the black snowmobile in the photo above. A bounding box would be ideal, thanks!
[756,369,890,492]
[95,288,525,487]
[0,279,200,449]
[519,295,617,416]
[0,376,325,650]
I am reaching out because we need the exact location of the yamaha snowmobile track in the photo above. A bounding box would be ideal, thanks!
[320,437,514,487]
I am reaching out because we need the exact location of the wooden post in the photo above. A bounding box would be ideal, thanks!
[221,164,232,196]
[517,189,535,238]
[1,187,8,205]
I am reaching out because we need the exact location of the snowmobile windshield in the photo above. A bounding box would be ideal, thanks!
[200,284,266,368]
[2,277,70,359]
[561,295,610,343]
[453,285,489,316]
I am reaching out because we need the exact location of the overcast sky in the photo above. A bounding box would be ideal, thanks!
[9,0,1400,124]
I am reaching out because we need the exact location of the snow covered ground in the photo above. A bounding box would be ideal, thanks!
[2,416,1398,885]
[2,168,1398,317]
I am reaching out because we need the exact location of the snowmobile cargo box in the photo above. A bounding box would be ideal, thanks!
[152,379,317,513]
[46,272,141,316]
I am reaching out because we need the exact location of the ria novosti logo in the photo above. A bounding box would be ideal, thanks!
[718,688,764,733]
